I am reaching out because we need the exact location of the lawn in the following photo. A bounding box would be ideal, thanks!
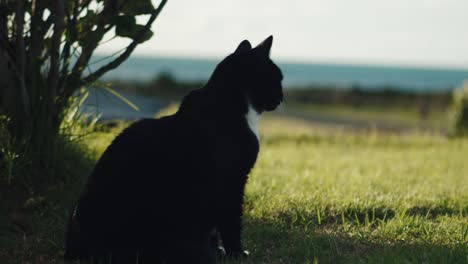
[239,115,467,263]
[1,114,467,263]
[282,102,450,132]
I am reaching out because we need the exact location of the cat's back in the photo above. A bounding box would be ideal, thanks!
[92,114,194,177]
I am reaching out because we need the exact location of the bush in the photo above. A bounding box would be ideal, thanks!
[0,91,97,190]
[450,81,468,136]
[0,115,24,186]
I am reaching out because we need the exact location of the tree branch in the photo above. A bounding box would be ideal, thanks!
[15,0,30,116]
[66,1,118,92]
[37,10,54,43]
[0,4,9,43]
[58,0,80,96]
[47,0,65,110]
[27,0,45,105]
[81,0,168,86]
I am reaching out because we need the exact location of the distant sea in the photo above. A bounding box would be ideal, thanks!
[83,56,468,119]
[92,55,468,92]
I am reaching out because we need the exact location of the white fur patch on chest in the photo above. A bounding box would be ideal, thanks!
[246,104,261,140]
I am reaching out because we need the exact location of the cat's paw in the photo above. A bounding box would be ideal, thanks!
[217,246,226,258]
[226,249,250,259]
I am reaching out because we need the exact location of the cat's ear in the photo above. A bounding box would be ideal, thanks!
[235,40,252,54]
[253,35,273,58]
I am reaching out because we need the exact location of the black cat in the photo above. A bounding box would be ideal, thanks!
[64,36,283,263]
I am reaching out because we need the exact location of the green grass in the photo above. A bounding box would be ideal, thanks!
[1,115,467,263]
[235,116,467,263]
[283,102,450,131]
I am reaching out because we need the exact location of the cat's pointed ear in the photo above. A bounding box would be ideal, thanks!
[235,40,252,54]
[253,35,273,58]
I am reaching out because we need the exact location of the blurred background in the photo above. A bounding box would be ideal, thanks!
[84,0,468,134]
[1,1,468,263]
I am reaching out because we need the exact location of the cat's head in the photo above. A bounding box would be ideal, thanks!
[211,36,284,113]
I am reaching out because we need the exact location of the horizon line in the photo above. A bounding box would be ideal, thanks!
[94,51,468,72]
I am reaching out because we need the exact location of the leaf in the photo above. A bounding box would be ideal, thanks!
[114,15,153,43]
[134,26,153,43]
[79,10,98,30]
[77,30,100,47]
[111,14,136,28]
[76,10,100,46]
[113,15,136,36]
[103,87,140,112]
[121,0,155,15]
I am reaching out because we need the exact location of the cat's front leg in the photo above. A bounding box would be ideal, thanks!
[217,194,249,258]
[217,208,241,255]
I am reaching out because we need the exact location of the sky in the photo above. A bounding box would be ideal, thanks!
[97,0,468,69]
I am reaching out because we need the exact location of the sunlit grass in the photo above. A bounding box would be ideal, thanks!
[2,113,466,263]
[232,116,468,263]
[283,102,449,131]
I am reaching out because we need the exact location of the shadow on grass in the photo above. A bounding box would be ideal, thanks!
[244,202,466,229]
[231,218,468,264]
[0,177,87,264]
[1,183,466,263]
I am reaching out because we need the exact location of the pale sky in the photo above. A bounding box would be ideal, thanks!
[97,0,468,69]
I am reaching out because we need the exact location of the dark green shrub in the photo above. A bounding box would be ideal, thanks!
[450,81,468,136]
